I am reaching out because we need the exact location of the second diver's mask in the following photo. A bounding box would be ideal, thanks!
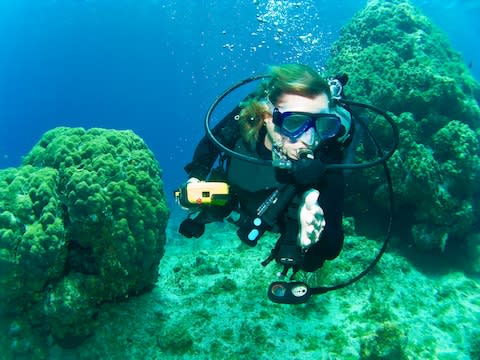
[272,108,341,146]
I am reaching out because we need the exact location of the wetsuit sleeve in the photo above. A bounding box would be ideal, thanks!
[184,105,241,180]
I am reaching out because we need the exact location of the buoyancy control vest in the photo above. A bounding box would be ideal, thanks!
[226,135,283,217]
[227,137,279,192]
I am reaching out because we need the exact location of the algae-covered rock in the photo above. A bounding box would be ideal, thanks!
[0,127,169,349]
[327,0,480,258]
[0,166,65,312]
[359,322,408,360]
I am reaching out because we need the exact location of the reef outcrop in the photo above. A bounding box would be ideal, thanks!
[0,127,169,350]
[327,0,480,269]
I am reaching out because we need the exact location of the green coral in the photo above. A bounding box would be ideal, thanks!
[0,166,65,312]
[0,127,169,349]
[327,0,480,256]
[44,274,98,347]
[432,120,480,195]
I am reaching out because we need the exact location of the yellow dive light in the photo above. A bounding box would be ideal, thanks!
[174,181,230,207]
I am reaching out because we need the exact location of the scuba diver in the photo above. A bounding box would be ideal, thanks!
[176,63,398,304]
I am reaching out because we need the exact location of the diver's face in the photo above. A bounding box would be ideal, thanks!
[265,93,330,160]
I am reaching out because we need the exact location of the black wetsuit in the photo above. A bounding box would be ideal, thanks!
[184,105,346,272]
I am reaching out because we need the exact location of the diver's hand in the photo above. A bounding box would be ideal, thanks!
[187,177,200,184]
[291,159,326,186]
[175,177,201,210]
[298,189,325,249]
[178,217,205,238]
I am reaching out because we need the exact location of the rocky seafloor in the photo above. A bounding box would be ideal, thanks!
[12,211,477,360]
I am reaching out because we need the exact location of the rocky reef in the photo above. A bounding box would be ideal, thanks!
[326,0,480,269]
[23,220,479,360]
[0,127,169,355]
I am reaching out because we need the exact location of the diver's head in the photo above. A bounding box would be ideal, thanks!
[265,64,336,159]
[237,64,347,159]
[268,93,336,159]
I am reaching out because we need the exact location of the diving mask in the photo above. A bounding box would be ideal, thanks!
[272,108,341,144]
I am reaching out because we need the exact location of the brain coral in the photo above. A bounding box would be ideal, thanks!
[326,0,480,261]
[0,127,169,348]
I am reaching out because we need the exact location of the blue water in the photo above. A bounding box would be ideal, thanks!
[0,0,478,202]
